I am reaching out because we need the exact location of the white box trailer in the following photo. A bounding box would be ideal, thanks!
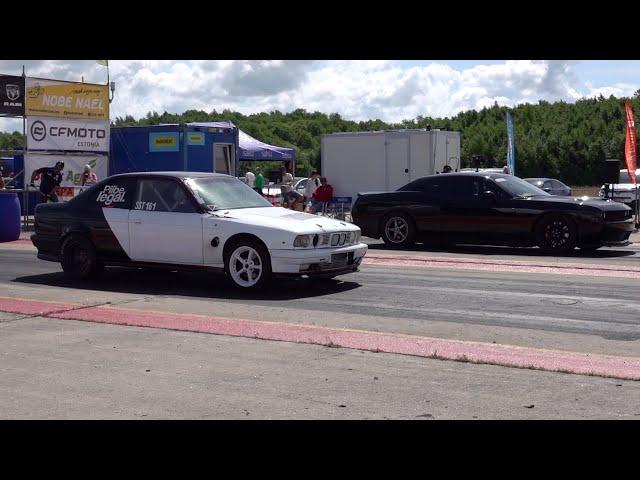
[321,129,461,201]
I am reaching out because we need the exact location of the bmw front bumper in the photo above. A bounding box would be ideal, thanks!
[270,242,368,275]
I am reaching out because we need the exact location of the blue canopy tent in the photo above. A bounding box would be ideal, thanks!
[238,130,296,162]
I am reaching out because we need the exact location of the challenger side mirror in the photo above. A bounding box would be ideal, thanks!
[482,191,497,203]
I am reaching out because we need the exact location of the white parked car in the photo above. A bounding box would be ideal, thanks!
[263,177,308,206]
[599,169,640,210]
[31,172,368,290]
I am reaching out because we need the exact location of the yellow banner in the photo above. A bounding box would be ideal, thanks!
[153,136,177,147]
[26,78,109,120]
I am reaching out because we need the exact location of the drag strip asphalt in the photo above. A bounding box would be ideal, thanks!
[1,240,639,372]
[2,237,640,418]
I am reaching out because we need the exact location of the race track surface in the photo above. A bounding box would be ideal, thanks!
[1,234,639,419]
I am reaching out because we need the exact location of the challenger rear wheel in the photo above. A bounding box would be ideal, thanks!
[381,213,416,248]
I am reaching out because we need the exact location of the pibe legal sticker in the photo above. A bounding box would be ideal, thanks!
[97,185,126,206]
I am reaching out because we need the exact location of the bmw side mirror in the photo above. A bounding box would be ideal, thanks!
[482,191,497,203]
[543,187,551,192]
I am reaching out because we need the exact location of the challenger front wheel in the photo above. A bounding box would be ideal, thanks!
[535,215,577,254]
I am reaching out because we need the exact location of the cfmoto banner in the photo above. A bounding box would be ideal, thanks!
[0,75,25,116]
[27,116,110,152]
[26,77,109,120]
[25,153,109,199]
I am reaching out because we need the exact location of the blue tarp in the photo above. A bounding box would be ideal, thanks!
[186,121,295,161]
[237,129,295,161]
[186,121,237,132]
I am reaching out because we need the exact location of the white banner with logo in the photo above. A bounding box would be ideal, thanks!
[27,116,110,152]
[25,153,108,201]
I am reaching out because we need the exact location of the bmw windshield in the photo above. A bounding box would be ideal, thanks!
[489,175,550,198]
[185,177,273,211]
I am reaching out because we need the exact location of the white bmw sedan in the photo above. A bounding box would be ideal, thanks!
[31,172,368,290]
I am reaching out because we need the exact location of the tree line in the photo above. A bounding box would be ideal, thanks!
[2,92,639,186]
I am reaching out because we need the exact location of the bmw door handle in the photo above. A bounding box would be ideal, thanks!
[133,220,142,224]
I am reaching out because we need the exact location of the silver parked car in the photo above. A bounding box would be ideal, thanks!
[523,178,572,196]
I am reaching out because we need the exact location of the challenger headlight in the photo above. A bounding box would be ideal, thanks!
[294,235,312,248]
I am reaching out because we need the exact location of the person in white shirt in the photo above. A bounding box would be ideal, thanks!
[245,169,256,188]
[304,171,321,206]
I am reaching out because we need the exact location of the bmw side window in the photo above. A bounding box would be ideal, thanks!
[135,179,197,213]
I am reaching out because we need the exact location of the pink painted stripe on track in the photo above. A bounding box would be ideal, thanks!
[0,239,33,247]
[364,254,640,279]
[1,296,639,381]
[0,296,78,315]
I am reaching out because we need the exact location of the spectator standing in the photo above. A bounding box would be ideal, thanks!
[245,168,255,188]
[81,164,98,188]
[254,166,265,195]
[280,170,294,207]
[30,161,64,203]
[311,176,333,214]
[304,171,321,207]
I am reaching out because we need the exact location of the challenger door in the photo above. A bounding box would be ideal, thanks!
[129,178,204,264]
[425,176,507,241]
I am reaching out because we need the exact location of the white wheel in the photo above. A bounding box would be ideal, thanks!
[229,245,264,288]
[224,239,272,290]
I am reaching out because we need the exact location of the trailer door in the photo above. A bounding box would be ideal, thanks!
[446,132,460,171]
[386,136,410,190]
[213,143,235,176]
[433,133,449,173]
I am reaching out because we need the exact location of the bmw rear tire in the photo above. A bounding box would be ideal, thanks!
[60,234,104,281]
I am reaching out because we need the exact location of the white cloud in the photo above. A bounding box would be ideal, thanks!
[584,83,637,99]
[0,60,637,134]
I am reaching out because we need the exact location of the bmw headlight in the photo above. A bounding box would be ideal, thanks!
[294,235,312,248]
[354,230,361,243]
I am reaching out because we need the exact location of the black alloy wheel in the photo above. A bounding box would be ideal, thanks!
[535,215,577,254]
[381,213,416,248]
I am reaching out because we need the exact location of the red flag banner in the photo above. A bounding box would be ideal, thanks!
[624,102,637,185]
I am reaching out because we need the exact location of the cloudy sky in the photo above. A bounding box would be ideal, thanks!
[1,60,638,132]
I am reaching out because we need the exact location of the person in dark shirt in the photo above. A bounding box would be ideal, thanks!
[30,161,64,203]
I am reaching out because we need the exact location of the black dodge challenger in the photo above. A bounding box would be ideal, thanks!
[351,172,635,253]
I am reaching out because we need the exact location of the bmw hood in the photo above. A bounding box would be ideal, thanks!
[207,207,359,233]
